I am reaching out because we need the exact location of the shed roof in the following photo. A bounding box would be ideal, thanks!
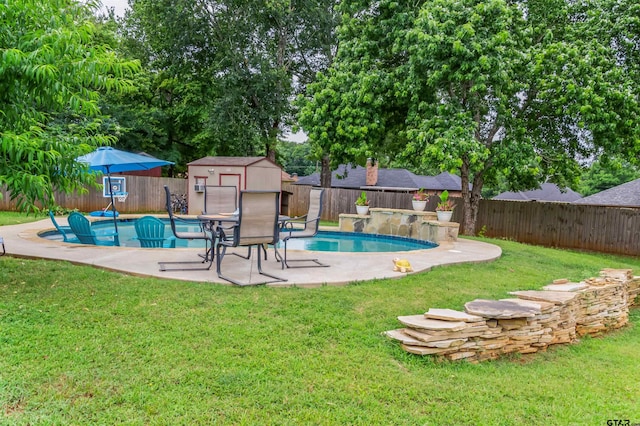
[573,178,640,207]
[188,156,279,167]
[493,183,582,202]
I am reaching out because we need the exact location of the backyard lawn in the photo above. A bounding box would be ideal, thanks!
[1,213,639,424]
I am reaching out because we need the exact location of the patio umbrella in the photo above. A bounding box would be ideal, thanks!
[76,147,174,233]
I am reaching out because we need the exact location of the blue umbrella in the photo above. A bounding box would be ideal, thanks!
[76,147,174,233]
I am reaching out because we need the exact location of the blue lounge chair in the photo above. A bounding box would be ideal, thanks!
[134,216,176,248]
[0,236,5,256]
[67,212,120,246]
[48,210,79,243]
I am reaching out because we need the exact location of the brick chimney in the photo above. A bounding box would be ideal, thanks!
[366,158,378,186]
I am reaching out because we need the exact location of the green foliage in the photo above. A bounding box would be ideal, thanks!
[119,0,339,163]
[0,0,140,213]
[277,141,317,176]
[1,238,640,423]
[578,156,640,196]
[355,191,369,206]
[299,0,640,234]
[436,190,455,211]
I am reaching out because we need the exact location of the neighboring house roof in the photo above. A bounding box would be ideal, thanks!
[573,178,640,207]
[493,183,582,202]
[294,164,462,191]
[187,156,279,167]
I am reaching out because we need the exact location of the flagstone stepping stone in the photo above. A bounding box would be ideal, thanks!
[499,298,556,312]
[424,308,485,322]
[464,299,540,319]
[509,290,580,305]
[397,315,470,332]
[542,282,589,292]
[384,329,433,347]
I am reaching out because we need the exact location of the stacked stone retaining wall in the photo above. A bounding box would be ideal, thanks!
[339,208,459,243]
[385,269,639,362]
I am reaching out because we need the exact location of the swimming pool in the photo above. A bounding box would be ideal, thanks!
[40,218,437,252]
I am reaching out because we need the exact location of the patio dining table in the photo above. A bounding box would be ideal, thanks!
[197,213,290,262]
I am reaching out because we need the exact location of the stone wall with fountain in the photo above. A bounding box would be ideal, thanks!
[339,208,459,243]
[385,269,640,362]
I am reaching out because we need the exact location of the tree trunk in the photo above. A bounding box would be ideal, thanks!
[459,159,484,236]
[320,153,332,187]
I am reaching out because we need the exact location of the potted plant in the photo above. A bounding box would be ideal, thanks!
[412,188,428,211]
[355,191,370,215]
[435,190,454,222]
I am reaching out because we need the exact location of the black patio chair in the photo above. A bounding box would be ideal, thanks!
[277,188,329,269]
[216,190,286,286]
[158,186,215,271]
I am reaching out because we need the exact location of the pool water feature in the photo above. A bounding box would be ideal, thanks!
[41,218,437,252]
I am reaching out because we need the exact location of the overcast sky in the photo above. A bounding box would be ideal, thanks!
[100,0,128,16]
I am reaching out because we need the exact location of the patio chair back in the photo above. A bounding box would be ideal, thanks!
[216,190,286,285]
[203,185,237,214]
[134,216,176,248]
[67,212,120,246]
[159,186,215,271]
[301,188,324,236]
[235,191,280,246]
[277,188,328,269]
[48,210,78,243]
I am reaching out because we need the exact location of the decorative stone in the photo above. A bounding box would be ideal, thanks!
[499,298,556,312]
[464,299,540,319]
[509,290,580,305]
[542,282,589,292]
[384,329,433,347]
[397,315,470,332]
[385,269,634,362]
[401,344,456,356]
[424,308,485,323]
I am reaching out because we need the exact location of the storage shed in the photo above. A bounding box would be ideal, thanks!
[187,156,283,214]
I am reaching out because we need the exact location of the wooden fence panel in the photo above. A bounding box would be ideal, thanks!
[284,185,639,256]
[3,180,639,255]
[1,176,187,213]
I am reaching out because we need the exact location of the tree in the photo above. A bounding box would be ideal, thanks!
[277,141,317,176]
[578,157,640,196]
[0,0,140,212]
[121,0,339,165]
[300,0,640,234]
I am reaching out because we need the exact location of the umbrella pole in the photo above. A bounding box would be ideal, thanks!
[106,169,119,234]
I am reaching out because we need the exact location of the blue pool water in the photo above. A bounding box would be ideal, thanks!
[40,218,437,252]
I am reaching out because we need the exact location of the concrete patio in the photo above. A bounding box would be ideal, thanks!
[0,217,502,287]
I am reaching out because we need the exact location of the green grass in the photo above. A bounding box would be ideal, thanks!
[1,212,640,424]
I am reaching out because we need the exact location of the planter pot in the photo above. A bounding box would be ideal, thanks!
[355,205,370,215]
[412,200,427,211]
[436,210,453,222]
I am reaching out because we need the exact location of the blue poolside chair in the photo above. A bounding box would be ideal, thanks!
[67,212,120,246]
[134,216,176,248]
[48,210,79,243]
[0,236,5,256]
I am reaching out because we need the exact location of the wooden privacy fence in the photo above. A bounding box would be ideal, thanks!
[0,176,187,213]
[286,184,640,256]
[284,184,460,222]
[2,179,638,255]
[477,200,640,256]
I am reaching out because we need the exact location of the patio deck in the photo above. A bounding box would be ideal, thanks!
[0,217,502,287]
